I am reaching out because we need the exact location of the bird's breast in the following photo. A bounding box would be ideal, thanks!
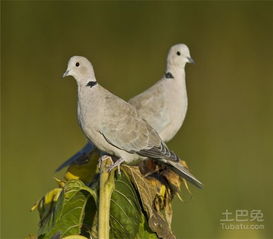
[158,80,188,141]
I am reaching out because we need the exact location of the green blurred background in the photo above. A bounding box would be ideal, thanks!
[1,1,273,238]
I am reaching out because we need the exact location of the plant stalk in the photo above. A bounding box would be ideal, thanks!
[98,157,115,239]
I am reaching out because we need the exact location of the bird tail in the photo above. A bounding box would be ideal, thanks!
[138,142,180,162]
[55,142,95,172]
[163,159,203,189]
[160,144,180,162]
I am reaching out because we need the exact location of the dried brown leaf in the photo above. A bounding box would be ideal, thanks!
[123,165,176,239]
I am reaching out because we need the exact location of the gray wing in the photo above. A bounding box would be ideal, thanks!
[100,92,178,162]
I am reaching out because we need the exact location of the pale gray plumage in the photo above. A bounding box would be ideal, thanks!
[62,56,202,188]
[129,43,193,142]
[64,56,179,166]
[57,44,193,171]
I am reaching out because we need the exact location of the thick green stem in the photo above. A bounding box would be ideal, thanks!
[98,157,115,239]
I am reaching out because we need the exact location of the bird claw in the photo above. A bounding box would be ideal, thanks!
[107,158,125,175]
[98,155,112,169]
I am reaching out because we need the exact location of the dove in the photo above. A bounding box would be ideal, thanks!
[57,44,194,171]
[129,43,194,142]
[62,56,202,188]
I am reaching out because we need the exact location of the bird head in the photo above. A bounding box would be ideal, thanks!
[63,56,96,84]
[167,44,194,68]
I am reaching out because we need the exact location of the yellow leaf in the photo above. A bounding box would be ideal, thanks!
[31,188,63,212]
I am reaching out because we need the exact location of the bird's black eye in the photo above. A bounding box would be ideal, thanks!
[76,62,80,67]
[176,51,181,56]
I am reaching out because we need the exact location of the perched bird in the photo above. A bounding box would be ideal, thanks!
[129,43,194,142]
[56,44,194,171]
[62,56,202,188]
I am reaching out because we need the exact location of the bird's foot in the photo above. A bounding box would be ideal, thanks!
[108,158,125,174]
[98,155,112,169]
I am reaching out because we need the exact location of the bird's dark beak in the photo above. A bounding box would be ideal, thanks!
[63,70,69,78]
[187,57,195,64]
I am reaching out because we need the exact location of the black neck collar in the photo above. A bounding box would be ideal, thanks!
[86,81,97,88]
[165,72,174,79]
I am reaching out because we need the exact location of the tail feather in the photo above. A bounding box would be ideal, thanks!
[138,142,179,162]
[55,142,95,172]
[159,143,180,162]
[164,160,203,189]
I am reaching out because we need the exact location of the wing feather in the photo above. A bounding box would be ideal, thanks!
[99,91,179,162]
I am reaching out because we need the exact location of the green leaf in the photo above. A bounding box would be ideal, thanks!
[136,214,159,239]
[38,180,97,239]
[109,172,141,239]
[35,164,162,239]
[81,196,97,238]
[109,171,158,239]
